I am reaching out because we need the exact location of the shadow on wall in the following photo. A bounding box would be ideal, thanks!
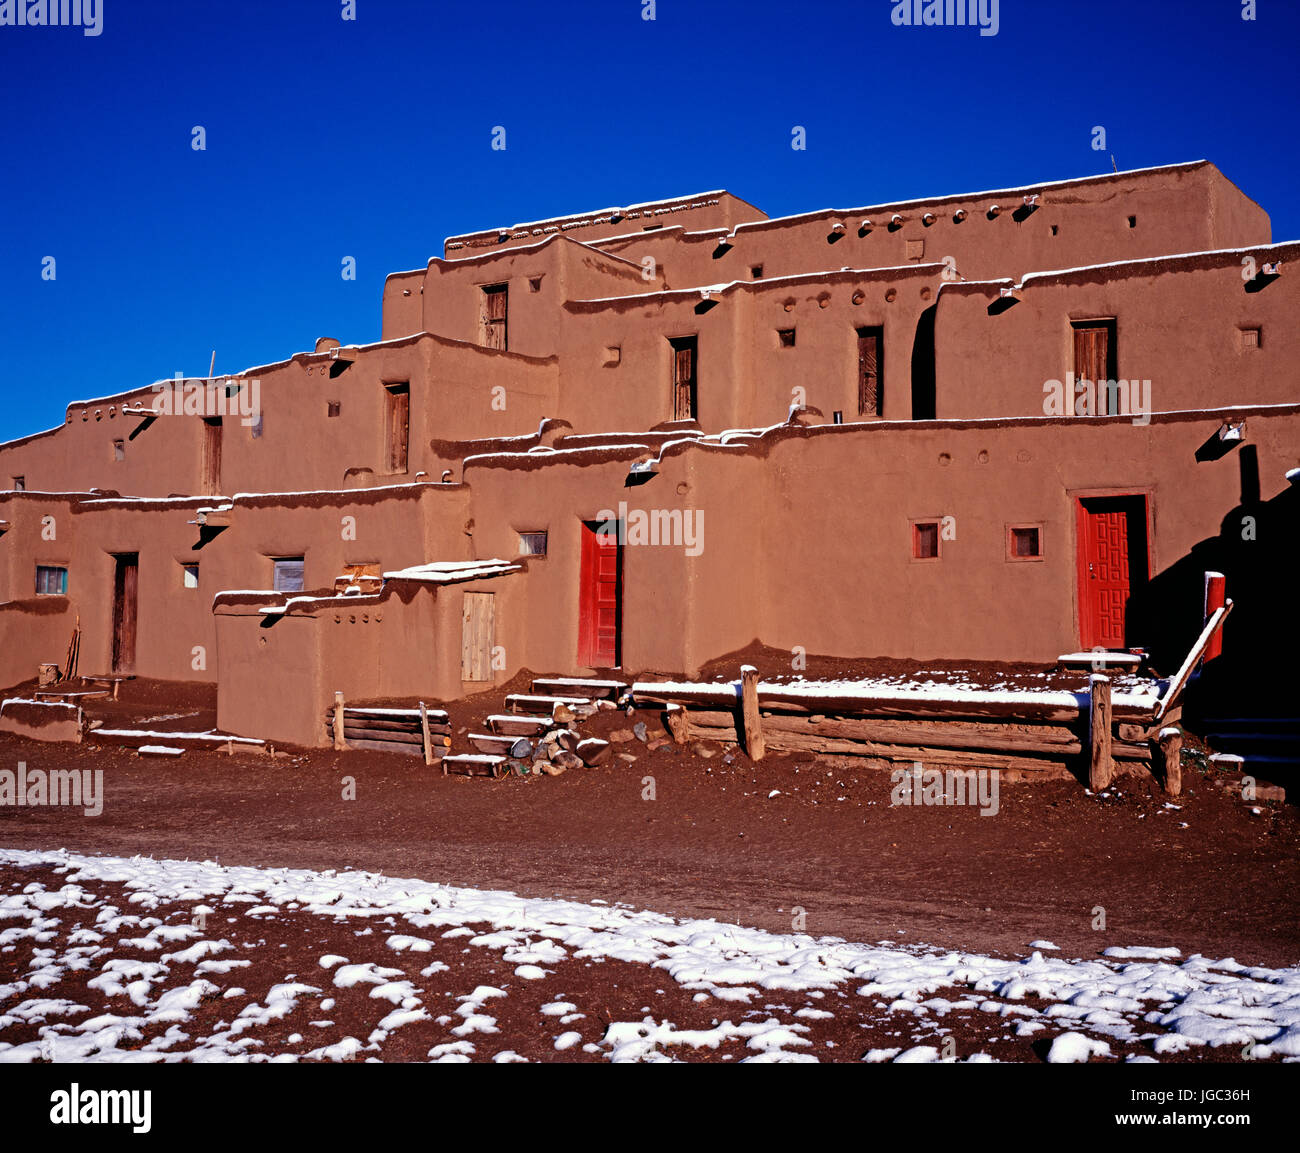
[1128,445,1297,716]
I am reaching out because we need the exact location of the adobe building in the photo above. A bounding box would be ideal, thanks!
[0,161,1296,749]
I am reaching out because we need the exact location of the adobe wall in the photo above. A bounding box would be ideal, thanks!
[383,237,664,348]
[591,162,1271,291]
[215,572,518,746]
[442,191,766,259]
[558,265,942,431]
[934,243,1300,419]
[0,598,74,690]
[463,407,1300,680]
[0,484,472,690]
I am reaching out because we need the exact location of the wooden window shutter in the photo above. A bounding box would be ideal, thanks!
[857,327,883,416]
[385,384,409,473]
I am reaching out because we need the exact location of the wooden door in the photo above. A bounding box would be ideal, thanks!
[385,384,409,473]
[481,285,508,350]
[201,418,222,494]
[112,553,139,674]
[857,327,883,416]
[1073,321,1114,385]
[578,520,621,668]
[461,591,495,682]
[1077,496,1147,649]
[670,336,697,421]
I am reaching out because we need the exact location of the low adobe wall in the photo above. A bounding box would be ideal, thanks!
[0,698,82,743]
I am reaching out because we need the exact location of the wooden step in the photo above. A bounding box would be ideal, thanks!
[467,733,533,757]
[324,706,450,724]
[486,713,551,736]
[441,753,507,778]
[505,693,593,714]
[531,677,628,700]
[88,728,265,751]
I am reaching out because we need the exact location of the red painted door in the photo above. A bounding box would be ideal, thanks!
[1077,496,1146,649]
[578,521,621,668]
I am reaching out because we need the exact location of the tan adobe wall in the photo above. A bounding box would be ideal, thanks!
[934,243,1300,419]
[443,191,766,259]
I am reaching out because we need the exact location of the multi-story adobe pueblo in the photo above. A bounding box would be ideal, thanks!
[0,160,1295,749]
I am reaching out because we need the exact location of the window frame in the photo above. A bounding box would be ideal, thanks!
[1006,523,1045,563]
[910,519,942,563]
[272,556,306,593]
[35,564,68,595]
[517,531,549,558]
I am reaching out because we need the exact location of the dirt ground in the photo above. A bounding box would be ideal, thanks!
[1,663,1297,971]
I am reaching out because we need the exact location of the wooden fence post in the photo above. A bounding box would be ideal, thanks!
[419,701,433,766]
[1089,674,1112,790]
[333,691,347,751]
[1157,726,1183,797]
[740,665,765,762]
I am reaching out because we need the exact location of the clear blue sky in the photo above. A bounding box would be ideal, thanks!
[1,0,1295,443]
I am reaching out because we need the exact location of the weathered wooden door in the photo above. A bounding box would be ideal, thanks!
[578,520,621,668]
[1073,321,1114,385]
[857,327,883,416]
[670,336,697,421]
[1077,496,1146,649]
[385,383,409,473]
[201,418,222,494]
[111,553,139,673]
[461,591,495,682]
[481,285,508,351]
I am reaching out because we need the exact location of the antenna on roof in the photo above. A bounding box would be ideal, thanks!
[208,350,216,380]
[1110,153,1118,174]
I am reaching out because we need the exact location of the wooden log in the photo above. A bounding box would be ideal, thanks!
[1157,727,1183,796]
[762,713,1083,753]
[1089,674,1113,790]
[339,738,424,758]
[664,704,688,745]
[338,726,426,746]
[1154,599,1234,722]
[687,722,1065,771]
[740,665,765,761]
[420,701,433,767]
[333,692,347,751]
[329,713,451,732]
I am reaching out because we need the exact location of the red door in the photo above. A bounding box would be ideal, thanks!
[578,520,621,668]
[1077,496,1147,649]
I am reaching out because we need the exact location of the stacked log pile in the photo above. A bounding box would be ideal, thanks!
[324,696,452,763]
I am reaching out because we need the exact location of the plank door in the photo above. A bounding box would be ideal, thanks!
[481,284,508,351]
[112,553,139,674]
[201,417,222,494]
[385,383,410,473]
[670,336,697,421]
[857,327,883,416]
[461,591,495,682]
[1077,496,1147,650]
[578,520,621,668]
[1072,320,1115,386]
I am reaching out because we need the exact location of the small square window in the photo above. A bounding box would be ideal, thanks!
[1050,224,1059,236]
[36,565,68,595]
[113,439,125,461]
[272,556,305,593]
[1240,327,1261,350]
[327,400,341,417]
[182,563,200,589]
[1008,525,1043,560]
[905,239,925,261]
[832,411,844,424]
[518,531,548,557]
[13,476,25,491]
[1128,215,1137,228]
[529,277,544,293]
[751,265,764,279]
[913,521,940,560]
[778,328,796,348]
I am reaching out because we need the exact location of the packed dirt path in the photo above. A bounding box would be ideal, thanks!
[1,723,1297,970]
